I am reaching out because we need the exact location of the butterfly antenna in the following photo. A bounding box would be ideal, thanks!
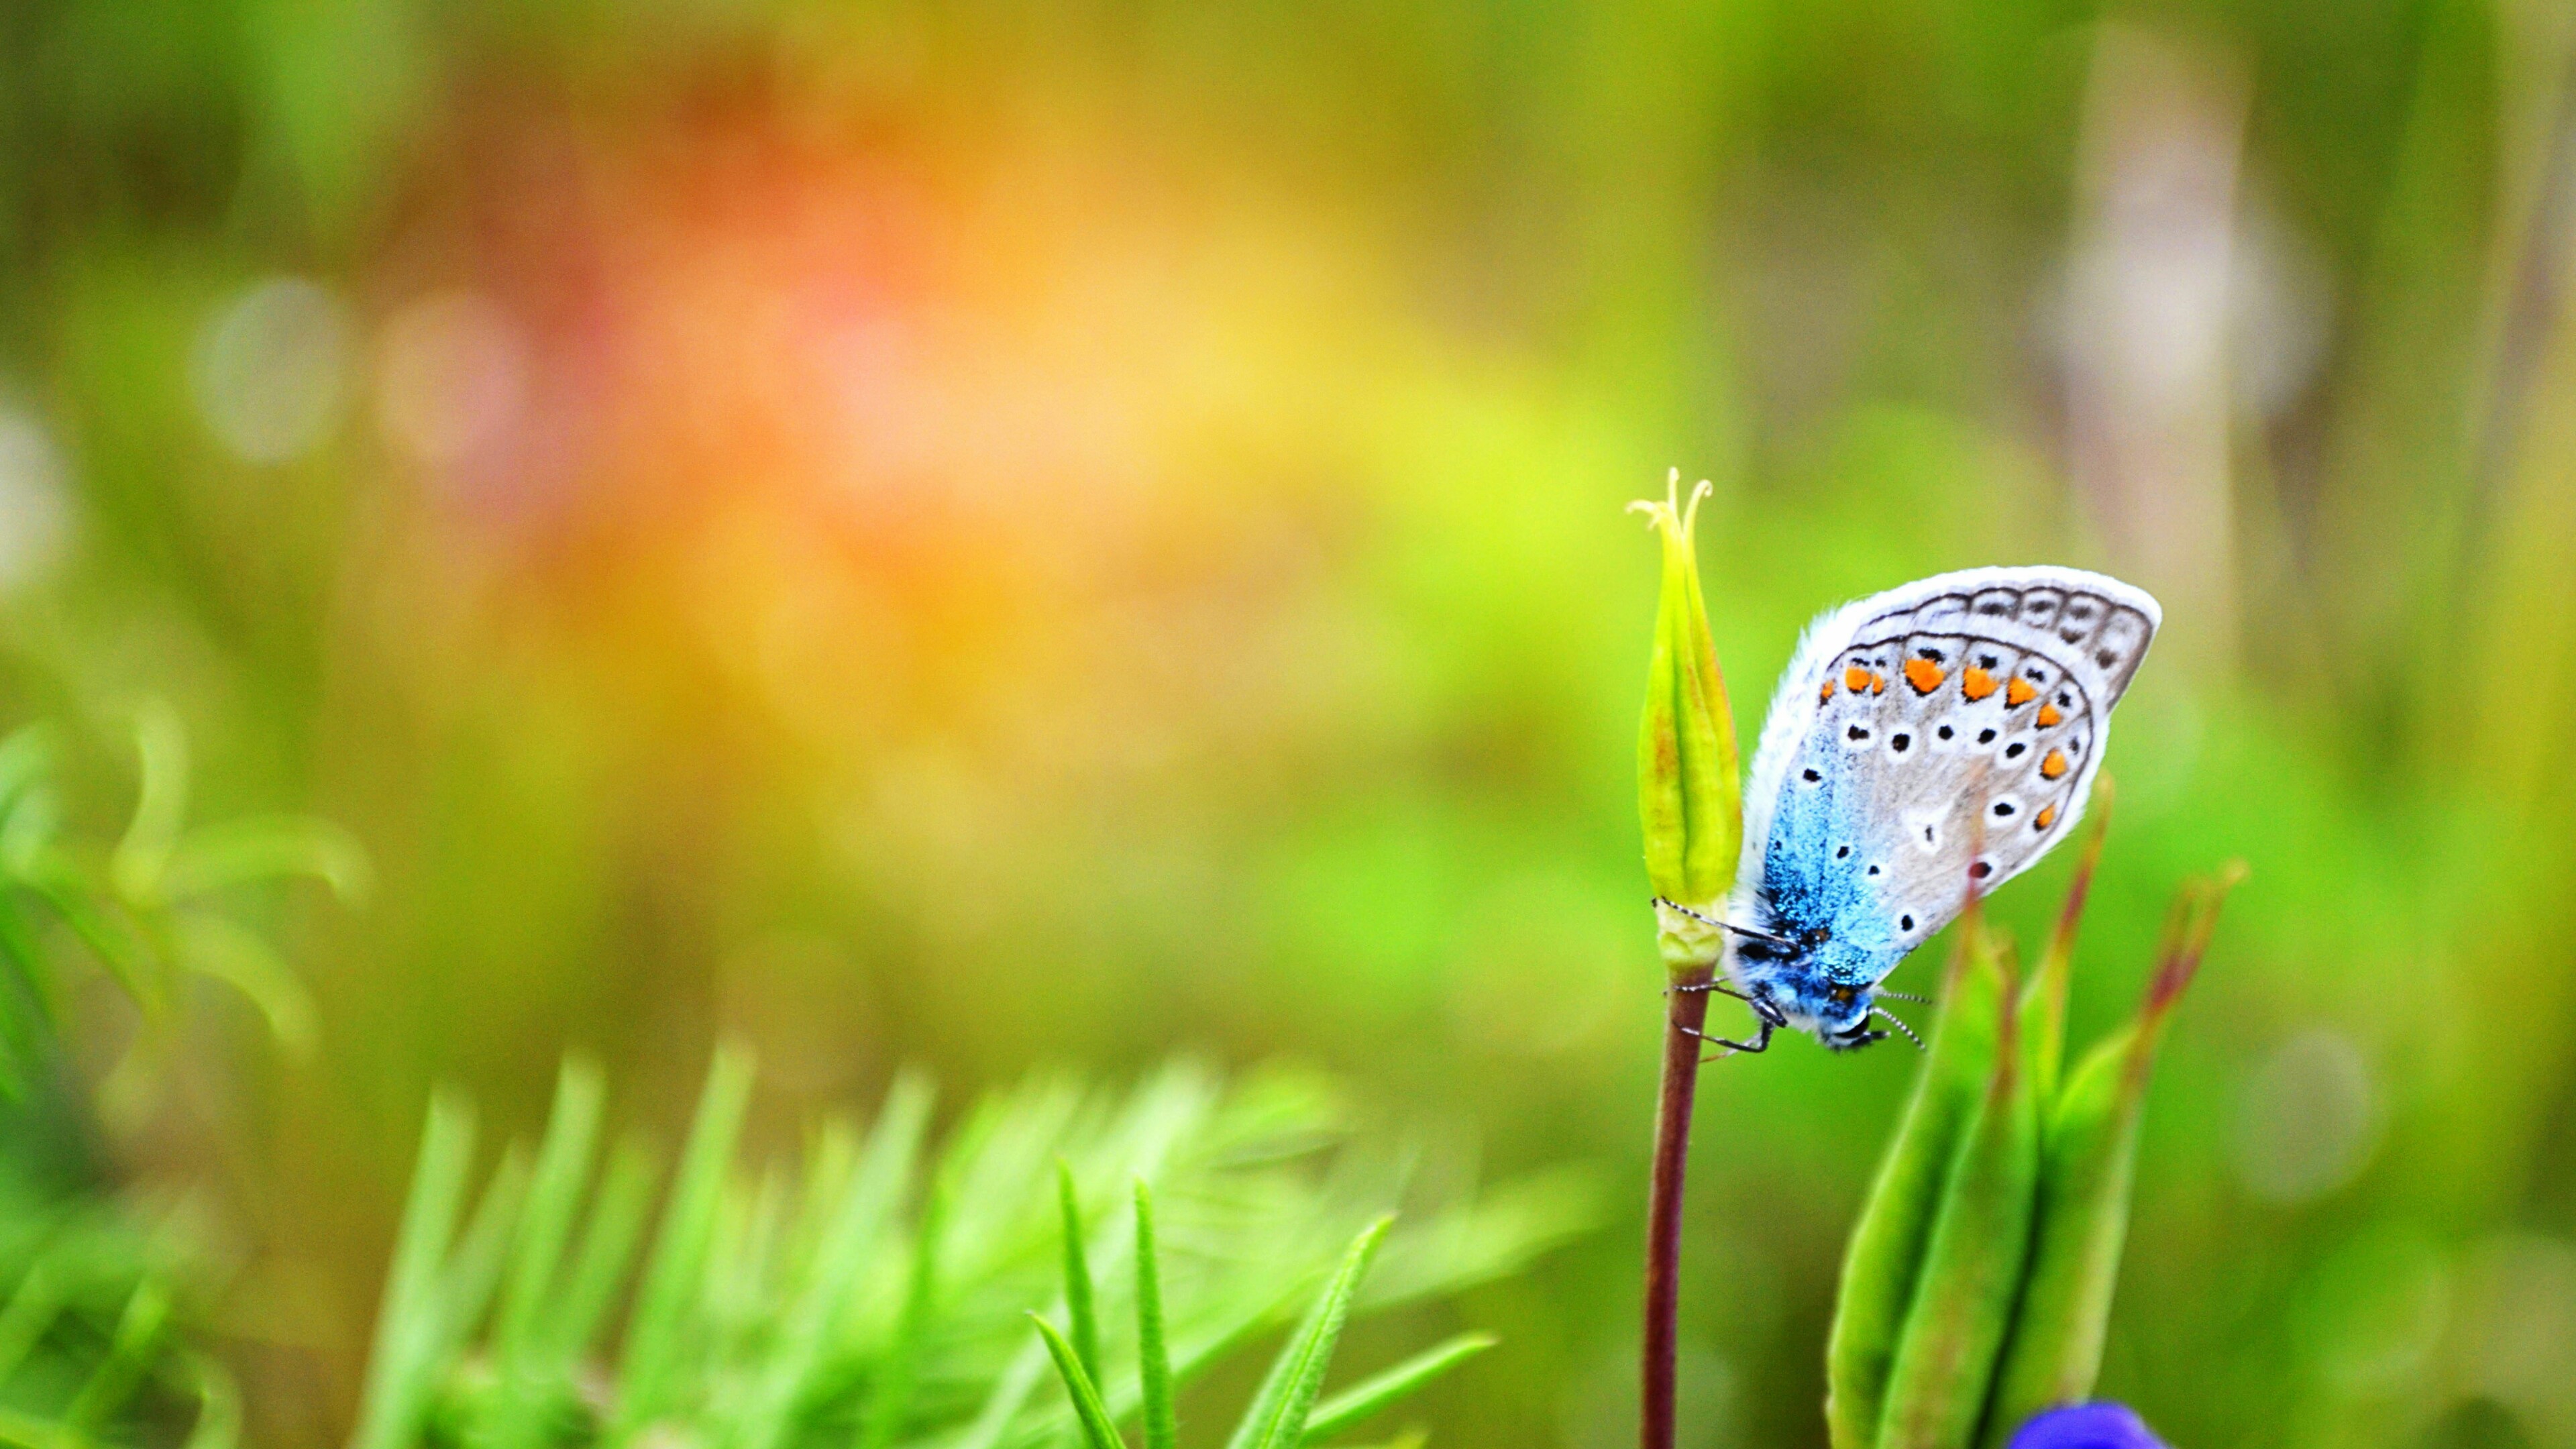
[1872,1006,1927,1052]
[1650,897,1795,950]
[1876,989,1931,1004]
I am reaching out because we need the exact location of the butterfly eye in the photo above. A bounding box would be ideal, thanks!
[1829,986,1853,1004]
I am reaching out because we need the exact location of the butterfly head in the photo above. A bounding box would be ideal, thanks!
[1813,982,1891,1051]
[1731,924,1905,1050]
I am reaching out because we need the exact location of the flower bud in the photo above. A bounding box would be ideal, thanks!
[1631,470,1742,971]
[2006,1403,2167,1449]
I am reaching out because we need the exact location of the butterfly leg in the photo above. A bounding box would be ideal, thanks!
[1678,991,1783,1059]
[1667,979,1750,1000]
[1680,1018,1772,1058]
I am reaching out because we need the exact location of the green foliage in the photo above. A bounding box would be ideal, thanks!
[1826,798,2241,1449]
[0,708,363,1102]
[0,1166,235,1449]
[1038,1181,1494,1449]
[349,1052,1593,1449]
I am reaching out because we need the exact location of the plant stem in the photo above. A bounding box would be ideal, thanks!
[1642,960,1713,1449]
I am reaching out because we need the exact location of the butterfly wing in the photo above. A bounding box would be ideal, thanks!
[1733,567,2160,967]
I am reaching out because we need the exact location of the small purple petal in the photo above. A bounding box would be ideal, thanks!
[2008,1402,2169,1449]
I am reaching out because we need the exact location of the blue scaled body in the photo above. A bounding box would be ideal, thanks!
[1729,735,1907,1045]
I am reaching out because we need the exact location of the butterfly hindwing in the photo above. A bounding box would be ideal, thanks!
[1734,567,2159,979]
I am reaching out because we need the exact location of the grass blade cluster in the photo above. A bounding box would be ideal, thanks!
[1038,1191,1491,1449]
[0,1162,231,1449]
[0,712,363,1103]
[1824,790,2243,1449]
[345,1053,1595,1449]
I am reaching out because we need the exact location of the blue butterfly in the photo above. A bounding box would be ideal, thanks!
[1665,567,2159,1054]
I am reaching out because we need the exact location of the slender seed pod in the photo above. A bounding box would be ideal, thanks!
[1979,867,2241,1445]
[1825,908,2004,1449]
[2021,780,2113,1108]
[1876,934,2040,1449]
[1631,470,1741,971]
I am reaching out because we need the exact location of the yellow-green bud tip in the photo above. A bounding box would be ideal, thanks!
[1633,468,1742,973]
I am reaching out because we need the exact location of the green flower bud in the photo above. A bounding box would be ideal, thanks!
[1632,470,1742,972]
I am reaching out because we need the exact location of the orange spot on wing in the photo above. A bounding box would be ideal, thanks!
[1870,671,1887,695]
[2036,703,2063,728]
[2035,804,2057,830]
[2041,748,2069,780]
[1819,678,1837,703]
[1844,665,1872,692]
[1961,665,1999,701]
[2005,677,2038,707]
[1903,658,1945,694]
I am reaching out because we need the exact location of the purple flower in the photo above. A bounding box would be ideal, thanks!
[2008,1403,2169,1449]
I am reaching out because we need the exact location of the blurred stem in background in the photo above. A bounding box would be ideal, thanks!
[1630,472,1740,1449]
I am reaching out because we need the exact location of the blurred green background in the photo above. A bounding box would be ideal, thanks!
[3,0,2575,1444]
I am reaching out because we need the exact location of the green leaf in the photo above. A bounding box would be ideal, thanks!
[1825,913,2005,1449]
[162,815,374,904]
[1979,868,2240,1446]
[351,1092,477,1449]
[553,1136,659,1362]
[1058,1159,1102,1387]
[1298,1332,1494,1444]
[1877,938,2041,1449]
[1134,1178,1178,1449]
[614,1044,755,1439]
[0,726,58,820]
[110,700,190,903]
[482,1059,607,1449]
[729,1072,930,1449]
[1227,1216,1393,1449]
[62,1277,172,1433]
[1031,1313,1128,1449]
[2021,781,2113,1107]
[172,912,319,1056]
[859,1177,948,1449]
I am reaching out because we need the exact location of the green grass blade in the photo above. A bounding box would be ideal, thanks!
[614,1044,755,1438]
[2023,780,2112,1107]
[729,1073,930,1449]
[482,1059,607,1449]
[1134,1178,1177,1449]
[1030,1313,1128,1449]
[443,1144,533,1355]
[1878,941,2042,1449]
[496,1059,606,1360]
[109,700,188,901]
[1057,1159,1102,1387]
[0,727,56,818]
[858,1179,948,1449]
[62,1277,172,1432]
[160,816,373,904]
[1297,1332,1495,1444]
[351,1091,477,1449]
[1980,869,2240,1446]
[0,1258,64,1381]
[1226,1216,1393,1449]
[554,1136,659,1362]
[1825,912,2004,1449]
[172,913,319,1057]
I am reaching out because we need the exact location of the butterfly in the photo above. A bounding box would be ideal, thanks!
[1663,567,2159,1054]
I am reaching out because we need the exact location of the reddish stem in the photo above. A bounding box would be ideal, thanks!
[1642,961,1713,1449]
